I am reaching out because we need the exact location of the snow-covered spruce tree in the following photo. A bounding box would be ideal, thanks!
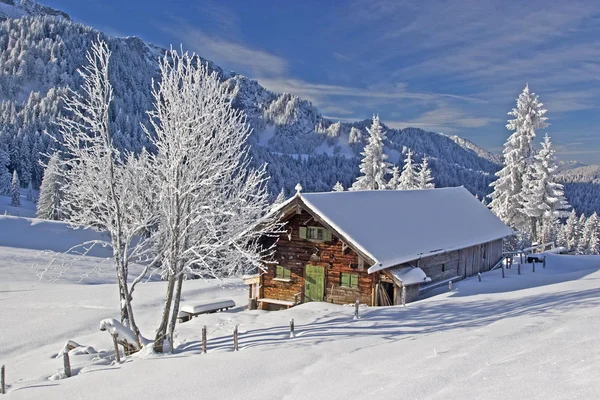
[398,149,420,190]
[559,209,579,251]
[351,115,391,191]
[55,39,158,347]
[578,213,599,255]
[0,148,10,195]
[145,50,282,353]
[489,85,548,238]
[10,170,20,206]
[36,153,65,219]
[418,156,435,189]
[332,181,344,192]
[521,134,569,244]
[26,182,34,202]
[387,166,401,190]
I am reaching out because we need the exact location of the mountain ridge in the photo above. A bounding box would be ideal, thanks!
[0,0,598,215]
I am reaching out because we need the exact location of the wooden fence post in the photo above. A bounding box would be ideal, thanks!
[233,325,239,351]
[501,264,505,278]
[532,260,536,273]
[543,257,546,268]
[353,299,359,320]
[1,365,5,394]
[289,318,295,338]
[518,263,521,275]
[202,326,207,354]
[112,334,121,364]
[63,352,71,378]
[478,273,481,282]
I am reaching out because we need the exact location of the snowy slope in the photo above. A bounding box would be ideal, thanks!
[0,192,36,218]
[0,215,112,256]
[2,240,600,399]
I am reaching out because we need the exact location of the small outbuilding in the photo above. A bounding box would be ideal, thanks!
[255,187,512,310]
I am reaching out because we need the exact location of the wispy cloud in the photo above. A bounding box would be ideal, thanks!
[166,24,288,77]
[255,77,484,103]
[384,101,499,133]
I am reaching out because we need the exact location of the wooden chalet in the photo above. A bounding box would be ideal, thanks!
[253,187,513,310]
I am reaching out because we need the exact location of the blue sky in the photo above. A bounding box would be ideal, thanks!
[46,0,600,164]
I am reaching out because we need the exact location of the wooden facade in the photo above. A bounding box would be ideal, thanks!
[257,200,506,310]
[259,210,375,310]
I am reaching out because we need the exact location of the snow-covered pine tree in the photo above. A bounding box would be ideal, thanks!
[10,170,20,206]
[539,215,559,247]
[521,134,569,243]
[398,149,419,190]
[26,181,34,202]
[332,181,344,192]
[36,152,64,220]
[489,85,548,236]
[418,156,435,189]
[351,115,391,191]
[146,49,283,352]
[387,166,401,190]
[275,188,286,203]
[579,213,587,238]
[578,213,599,254]
[575,214,588,254]
[0,147,11,195]
[560,209,579,251]
[349,127,362,143]
[588,213,600,255]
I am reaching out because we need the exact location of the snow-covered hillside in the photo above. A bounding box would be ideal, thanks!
[558,165,600,216]
[2,234,600,399]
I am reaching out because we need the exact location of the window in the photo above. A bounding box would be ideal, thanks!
[299,226,332,242]
[308,227,323,241]
[275,266,291,281]
[341,272,359,289]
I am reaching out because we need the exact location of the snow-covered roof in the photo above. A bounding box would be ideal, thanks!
[387,266,431,286]
[297,187,513,273]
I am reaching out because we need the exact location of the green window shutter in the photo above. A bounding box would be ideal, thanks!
[276,265,283,278]
[284,267,291,279]
[341,273,350,287]
[299,226,307,239]
[323,229,332,242]
[350,274,359,288]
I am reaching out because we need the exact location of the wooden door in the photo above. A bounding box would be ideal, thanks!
[304,265,324,302]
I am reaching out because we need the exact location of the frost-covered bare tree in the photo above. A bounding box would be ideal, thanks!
[54,39,158,347]
[145,50,282,352]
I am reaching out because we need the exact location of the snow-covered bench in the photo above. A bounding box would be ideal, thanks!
[257,298,296,308]
[177,299,236,323]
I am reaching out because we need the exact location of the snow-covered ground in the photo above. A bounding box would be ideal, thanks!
[0,192,37,218]
[2,231,600,398]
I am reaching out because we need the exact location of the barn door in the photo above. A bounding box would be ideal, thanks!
[304,265,324,302]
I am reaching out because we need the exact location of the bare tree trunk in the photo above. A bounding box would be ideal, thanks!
[121,276,142,347]
[154,272,176,352]
[168,273,185,353]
